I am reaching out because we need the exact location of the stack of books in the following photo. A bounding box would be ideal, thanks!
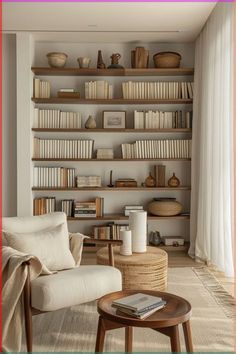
[96,148,114,159]
[74,201,97,218]
[76,175,102,188]
[112,293,166,319]
[124,205,143,216]
[74,197,104,218]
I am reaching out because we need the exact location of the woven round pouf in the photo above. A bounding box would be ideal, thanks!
[97,246,168,291]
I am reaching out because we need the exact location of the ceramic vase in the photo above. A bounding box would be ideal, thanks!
[168,173,180,187]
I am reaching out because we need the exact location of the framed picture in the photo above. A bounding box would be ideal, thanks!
[103,111,126,129]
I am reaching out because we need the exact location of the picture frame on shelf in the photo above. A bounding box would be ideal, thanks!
[103,110,126,129]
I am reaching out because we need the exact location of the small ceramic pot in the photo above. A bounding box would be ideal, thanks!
[168,173,180,187]
[77,57,91,68]
[145,172,156,187]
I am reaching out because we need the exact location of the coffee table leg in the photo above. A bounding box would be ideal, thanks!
[170,325,181,353]
[95,316,106,353]
[182,321,193,352]
[125,326,133,352]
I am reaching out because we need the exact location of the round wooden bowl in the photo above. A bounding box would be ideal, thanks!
[153,52,181,68]
[47,52,68,68]
[147,200,183,216]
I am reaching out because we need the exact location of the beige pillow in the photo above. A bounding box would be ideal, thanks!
[3,223,75,271]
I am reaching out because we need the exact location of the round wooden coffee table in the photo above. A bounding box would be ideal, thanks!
[95,290,193,353]
[97,246,168,291]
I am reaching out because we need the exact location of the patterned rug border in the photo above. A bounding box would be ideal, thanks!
[192,267,235,318]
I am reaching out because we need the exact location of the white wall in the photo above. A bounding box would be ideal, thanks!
[2,34,17,216]
[3,33,194,242]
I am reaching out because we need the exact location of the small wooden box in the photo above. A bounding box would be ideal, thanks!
[115,180,137,187]
[57,91,80,98]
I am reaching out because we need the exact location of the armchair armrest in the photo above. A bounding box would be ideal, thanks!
[83,238,122,267]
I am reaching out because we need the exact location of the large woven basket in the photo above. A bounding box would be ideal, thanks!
[147,200,182,216]
[153,51,181,68]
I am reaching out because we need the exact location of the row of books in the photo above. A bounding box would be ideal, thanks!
[93,223,129,240]
[134,110,193,129]
[33,138,94,159]
[74,198,104,218]
[122,81,194,100]
[85,81,113,99]
[61,199,74,217]
[34,78,51,98]
[112,293,166,319]
[33,108,192,130]
[34,197,56,215]
[121,139,192,159]
[33,167,76,188]
[34,108,82,129]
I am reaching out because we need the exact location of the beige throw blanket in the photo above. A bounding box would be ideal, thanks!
[2,233,87,352]
[2,246,43,352]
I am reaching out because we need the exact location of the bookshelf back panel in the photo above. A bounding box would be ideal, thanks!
[17,35,195,239]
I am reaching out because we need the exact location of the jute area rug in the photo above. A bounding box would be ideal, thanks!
[22,267,235,352]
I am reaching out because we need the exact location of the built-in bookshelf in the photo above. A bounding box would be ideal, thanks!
[30,62,193,241]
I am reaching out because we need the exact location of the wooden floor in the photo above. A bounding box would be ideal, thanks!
[82,248,235,296]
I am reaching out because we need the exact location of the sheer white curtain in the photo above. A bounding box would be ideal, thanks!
[189,3,234,277]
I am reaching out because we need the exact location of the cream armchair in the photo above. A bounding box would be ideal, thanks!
[2,212,122,352]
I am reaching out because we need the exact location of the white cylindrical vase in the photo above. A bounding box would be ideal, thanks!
[129,211,147,253]
[120,230,132,256]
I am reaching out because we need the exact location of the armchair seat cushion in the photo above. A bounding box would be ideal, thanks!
[31,265,122,311]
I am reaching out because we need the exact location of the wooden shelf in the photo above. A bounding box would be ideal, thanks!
[31,67,194,77]
[32,186,191,191]
[67,214,190,221]
[32,158,191,162]
[32,128,192,133]
[32,98,193,105]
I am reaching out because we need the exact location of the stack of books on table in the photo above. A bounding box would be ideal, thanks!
[124,205,143,216]
[112,293,166,319]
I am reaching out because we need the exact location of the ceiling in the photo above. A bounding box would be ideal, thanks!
[3,2,216,43]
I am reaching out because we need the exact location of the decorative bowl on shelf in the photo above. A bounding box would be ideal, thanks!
[147,198,183,216]
[47,52,68,68]
[153,52,181,68]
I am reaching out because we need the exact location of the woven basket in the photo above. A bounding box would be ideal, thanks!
[97,246,168,291]
[153,51,181,68]
[147,200,182,216]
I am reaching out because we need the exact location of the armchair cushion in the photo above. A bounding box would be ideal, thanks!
[31,265,122,311]
[3,223,75,272]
